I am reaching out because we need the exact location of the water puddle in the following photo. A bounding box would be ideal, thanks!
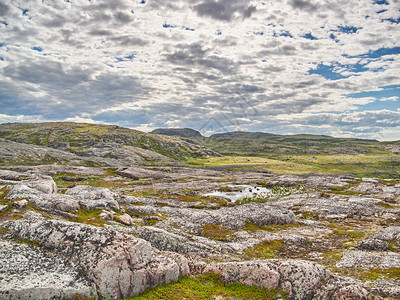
[204,185,271,202]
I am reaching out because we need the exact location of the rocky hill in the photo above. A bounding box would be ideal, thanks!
[0,123,219,166]
[151,128,203,138]
[200,131,393,155]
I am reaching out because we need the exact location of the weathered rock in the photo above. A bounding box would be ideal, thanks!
[202,260,335,299]
[7,184,80,212]
[159,203,296,230]
[66,185,120,211]
[12,199,28,209]
[1,211,189,299]
[337,250,400,269]
[0,237,96,299]
[0,204,8,213]
[117,167,170,180]
[357,226,400,251]
[99,210,114,220]
[26,176,58,194]
[117,213,133,225]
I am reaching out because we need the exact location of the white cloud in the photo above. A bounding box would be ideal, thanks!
[0,0,399,140]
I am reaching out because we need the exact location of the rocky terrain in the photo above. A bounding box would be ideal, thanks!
[0,123,399,299]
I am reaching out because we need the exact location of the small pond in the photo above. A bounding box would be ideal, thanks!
[204,185,271,202]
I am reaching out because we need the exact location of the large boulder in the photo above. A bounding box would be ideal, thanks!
[1,211,189,299]
[66,185,120,211]
[200,260,369,300]
[159,203,296,230]
[0,237,96,299]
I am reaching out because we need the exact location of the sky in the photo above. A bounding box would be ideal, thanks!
[0,0,400,140]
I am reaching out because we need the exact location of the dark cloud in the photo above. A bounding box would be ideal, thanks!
[1,59,144,118]
[0,2,10,16]
[89,29,113,36]
[164,43,237,74]
[288,0,319,12]
[114,11,133,23]
[193,0,256,21]
[258,45,297,56]
[109,36,149,47]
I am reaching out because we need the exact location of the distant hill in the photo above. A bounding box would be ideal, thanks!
[193,131,393,156]
[210,131,276,140]
[151,128,203,138]
[0,123,218,163]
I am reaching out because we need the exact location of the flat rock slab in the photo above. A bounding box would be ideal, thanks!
[337,250,400,269]
[0,238,95,300]
[201,259,369,300]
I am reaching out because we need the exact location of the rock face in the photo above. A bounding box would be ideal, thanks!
[158,203,296,230]
[0,237,96,299]
[201,260,369,300]
[1,212,189,299]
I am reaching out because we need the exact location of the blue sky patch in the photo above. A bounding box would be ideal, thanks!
[373,0,389,4]
[0,57,4,61]
[303,33,318,40]
[115,54,135,62]
[254,32,264,36]
[308,63,350,80]
[344,46,400,59]
[384,17,400,24]
[337,26,360,34]
[32,46,43,52]
[347,85,400,111]
[273,31,293,38]
[163,23,176,28]
[185,27,195,31]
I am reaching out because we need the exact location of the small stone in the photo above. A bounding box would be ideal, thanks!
[117,214,133,226]
[13,199,28,209]
[0,204,8,213]
[99,210,113,221]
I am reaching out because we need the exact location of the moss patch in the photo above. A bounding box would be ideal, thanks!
[130,273,288,300]
[73,209,106,227]
[245,239,284,259]
[202,224,234,241]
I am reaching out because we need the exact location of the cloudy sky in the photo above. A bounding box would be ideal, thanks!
[0,0,400,140]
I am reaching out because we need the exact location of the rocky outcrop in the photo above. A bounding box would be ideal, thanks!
[158,203,296,230]
[200,260,369,300]
[0,237,96,299]
[358,226,400,251]
[337,250,400,270]
[66,185,120,211]
[1,211,189,299]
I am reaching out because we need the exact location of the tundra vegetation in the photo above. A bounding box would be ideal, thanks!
[0,122,399,299]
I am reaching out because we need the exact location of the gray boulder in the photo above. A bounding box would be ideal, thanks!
[160,203,296,230]
[201,259,369,300]
[0,237,96,299]
[1,211,189,299]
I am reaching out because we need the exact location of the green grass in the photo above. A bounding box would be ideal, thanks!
[73,209,106,227]
[186,154,400,177]
[129,273,288,300]
[245,239,284,259]
[202,224,234,241]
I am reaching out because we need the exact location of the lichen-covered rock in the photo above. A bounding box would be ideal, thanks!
[117,213,133,225]
[7,185,80,212]
[26,176,58,194]
[99,210,114,220]
[66,185,120,211]
[0,204,9,213]
[202,260,334,299]
[159,203,296,230]
[0,237,96,299]
[12,199,28,209]
[337,250,400,269]
[1,211,188,299]
[357,226,400,251]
